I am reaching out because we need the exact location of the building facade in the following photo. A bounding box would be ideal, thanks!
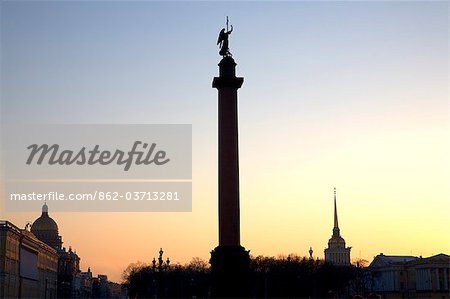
[2,205,117,298]
[31,203,82,298]
[324,188,351,266]
[79,267,94,298]
[0,220,58,299]
[369,253,450,298]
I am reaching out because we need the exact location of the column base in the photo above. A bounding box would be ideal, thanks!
[210,245,251,298]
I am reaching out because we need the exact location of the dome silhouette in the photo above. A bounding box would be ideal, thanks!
[31,203,62,250]
[31,203,58,232]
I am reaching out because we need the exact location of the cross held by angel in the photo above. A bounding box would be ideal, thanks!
[217,17,233,57]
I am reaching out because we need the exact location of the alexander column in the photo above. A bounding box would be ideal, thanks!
[210,18,250,298]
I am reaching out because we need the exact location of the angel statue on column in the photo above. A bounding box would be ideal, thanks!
[217,17,233,57]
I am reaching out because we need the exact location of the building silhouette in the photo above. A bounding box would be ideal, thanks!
[369,253,450,298]
[0,220,58,298]
[31,203,81,298]
[30,203,117,298]
[1,204,115,298]
[324,188,351,266]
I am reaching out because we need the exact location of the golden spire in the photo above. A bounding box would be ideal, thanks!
[334,187,339,229]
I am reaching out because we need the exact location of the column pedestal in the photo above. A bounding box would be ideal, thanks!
[210,246,250,298]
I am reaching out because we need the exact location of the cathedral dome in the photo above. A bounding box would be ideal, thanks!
[31,203,62,250]
[31,203,58,232]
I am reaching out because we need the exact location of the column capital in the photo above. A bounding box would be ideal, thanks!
[212,56,244,89]
[212,77,244,89]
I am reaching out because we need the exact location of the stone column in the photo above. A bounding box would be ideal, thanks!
[210,56,250,298]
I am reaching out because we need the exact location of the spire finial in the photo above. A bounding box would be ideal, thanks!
[333,187,339,229]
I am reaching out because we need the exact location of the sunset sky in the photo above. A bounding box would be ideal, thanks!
[1,1,448,282]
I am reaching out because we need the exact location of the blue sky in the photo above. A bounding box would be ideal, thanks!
[2,1,447,125]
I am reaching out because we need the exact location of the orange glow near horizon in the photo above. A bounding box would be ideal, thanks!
[1,119,449,282]
[1,100,448,282]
